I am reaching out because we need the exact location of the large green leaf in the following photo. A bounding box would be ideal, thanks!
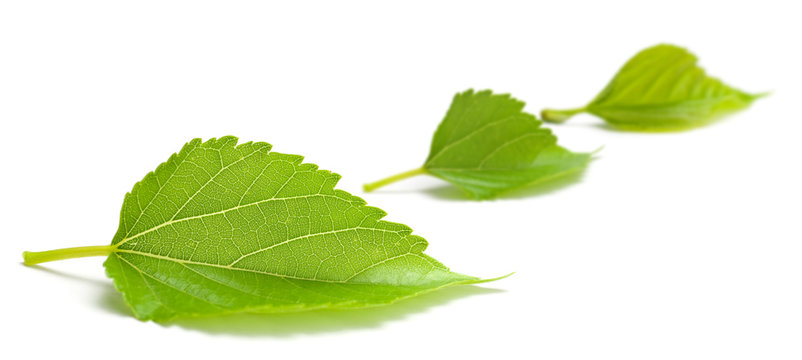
[24,137,498,321]
[542,44,763,130]
[364,90,592,199]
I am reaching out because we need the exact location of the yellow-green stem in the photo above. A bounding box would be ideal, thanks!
[23,245,113,266]
[541,107,587,123]
[363,167,426,192]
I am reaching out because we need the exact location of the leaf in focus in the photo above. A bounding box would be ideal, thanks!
[365,90,592,199]
[26,137,497,321]
[542,44,763,131]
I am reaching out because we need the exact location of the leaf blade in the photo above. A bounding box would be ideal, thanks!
[543,44,761,130]
[105,136,485,321]
[428,145,592,199]
[421,89,590,199]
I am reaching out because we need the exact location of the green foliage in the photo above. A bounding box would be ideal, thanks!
[542,44,763,131]
[428,145,592,199]
[365,90,591,199]
[26,137,497,321]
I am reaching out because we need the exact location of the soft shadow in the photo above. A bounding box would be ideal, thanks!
[422,170,588,201]
[590,122,702,133]
[24,264,133,317]
[168,285,501,337]
[420,184,467,200]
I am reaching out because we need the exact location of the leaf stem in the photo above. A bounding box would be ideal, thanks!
[541,107,587,123]
[363,167,427,192]
[23,245,114,266]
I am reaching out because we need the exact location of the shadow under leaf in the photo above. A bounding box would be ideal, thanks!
[25,264,134,317]
[590,122,715,133]
[168,285,501,337]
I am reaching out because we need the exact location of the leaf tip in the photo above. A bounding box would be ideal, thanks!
[751,91,772,100]
[471,272,514,284]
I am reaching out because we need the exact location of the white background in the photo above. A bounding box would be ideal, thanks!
[1,1,800,359]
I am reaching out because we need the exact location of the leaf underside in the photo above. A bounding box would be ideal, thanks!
[428,145,591,199]
[424,90,591,199]
[104,137,480,321]
[588,44,759,130]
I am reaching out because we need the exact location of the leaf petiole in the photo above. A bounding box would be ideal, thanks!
[541,107,587,123]
[363,167,426,192]
[23,245,114,266]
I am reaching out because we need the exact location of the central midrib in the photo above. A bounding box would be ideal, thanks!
[115,248,429,285]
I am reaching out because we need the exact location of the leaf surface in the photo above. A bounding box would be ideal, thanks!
[365,90,592,199]
[428,145,592,199]
[103,136,485,321]
[542,44,762,130]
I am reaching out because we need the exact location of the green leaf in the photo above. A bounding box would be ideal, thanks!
[542,44,764,131]
[428,145,593,199]
[364,89,592,199]
[23,137,501,321]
